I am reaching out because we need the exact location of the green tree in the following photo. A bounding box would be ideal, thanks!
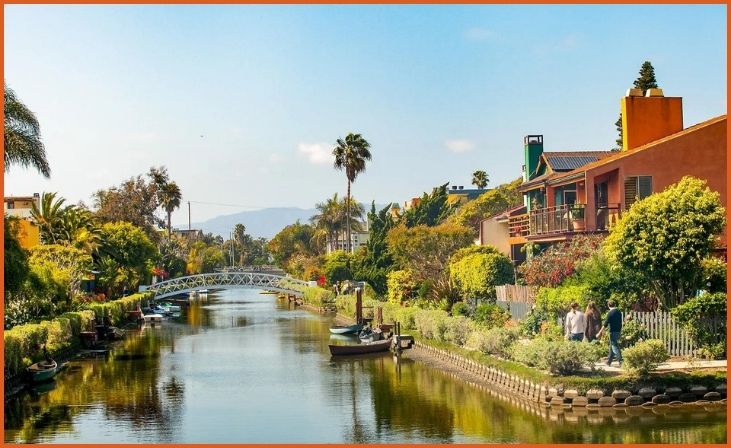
[30,192,67,244]
[4,82,50,177]
[451,178,522,229]
[449,245,514,302]
[604,177,725,308]
[333,133,372,252]
[616,61,659,149]
[402,183,459,228]
[267,221,321,272]
[471,170,489,189]
[311,193,344,253]
[352,202,396,294]
[97,221,158,297]
[386,221,474,282]
[158,181,182,237]
[323,251,353,286]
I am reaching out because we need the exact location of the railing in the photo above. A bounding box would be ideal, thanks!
[626,310,725,357]
[508,213,530,237]
[529,204,576,236]
[596,204,622,231]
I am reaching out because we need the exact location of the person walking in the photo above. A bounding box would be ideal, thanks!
[584,302,602,342]
[564,302,586,342]
[597,299,623,366]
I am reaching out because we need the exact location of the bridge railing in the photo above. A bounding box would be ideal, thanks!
[140,272,310,299]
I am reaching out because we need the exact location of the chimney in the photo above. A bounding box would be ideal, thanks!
[523,135,543,181]
[621,87,683,151]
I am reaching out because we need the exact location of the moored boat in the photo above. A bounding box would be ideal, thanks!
[329,337,393,356]
[329,323,362,335]
[26,359,58,383]
[143,313,164,323]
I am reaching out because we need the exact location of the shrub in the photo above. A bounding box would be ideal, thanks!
[534,284,590,318]
[518,234,603,287]
[86,292,153,326]
[472,303,510,329]
[450,301,470,317]
[511,338,601,375]
[671,292,727,358]
[303,287,335,307]
[449,248,514,301]
[622,339,669,376]
[443,316,475,346]
[466,327,519,358]
[597,318,647,349]
[386,269,416,304]
[323,251,352,286]
[414,310,449,340]
[519,307,548,337]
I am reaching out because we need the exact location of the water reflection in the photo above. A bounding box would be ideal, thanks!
[4,289,726,443]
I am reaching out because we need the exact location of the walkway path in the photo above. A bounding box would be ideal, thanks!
[594,359,727,373]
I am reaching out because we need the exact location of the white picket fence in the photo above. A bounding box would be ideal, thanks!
[625,310,700,357]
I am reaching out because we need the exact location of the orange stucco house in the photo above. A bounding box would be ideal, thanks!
[509,88,727,259]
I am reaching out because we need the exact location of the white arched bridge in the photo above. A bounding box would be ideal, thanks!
[139,272,310,299]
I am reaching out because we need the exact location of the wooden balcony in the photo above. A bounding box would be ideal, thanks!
[508,203,622,239]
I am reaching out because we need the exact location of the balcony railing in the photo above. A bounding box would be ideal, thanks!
[508,213,530,237]
[529,204,575,236]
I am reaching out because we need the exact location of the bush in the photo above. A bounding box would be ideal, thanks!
[671,292,727,358]
[597,318,647,349]
[443,316,475,346]
[511,338,602,375]
[466,327,519,358]
[519,306,548,337]
[449,248,514,301]
[303,287,335,307]
[472,303,510,329]
[386,269,416,304]
[323,251,352,286]
[86,292,153,326]
[414,310,449,340]
[622,339,669,376]
[534,284,590,318]
[450,301,470,317]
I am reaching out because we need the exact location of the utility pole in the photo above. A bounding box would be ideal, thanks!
[188,201,191,231]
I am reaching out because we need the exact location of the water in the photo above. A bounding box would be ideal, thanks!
[5,289,726,443]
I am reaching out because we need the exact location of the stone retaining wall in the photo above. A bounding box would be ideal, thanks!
[412,341,727,409]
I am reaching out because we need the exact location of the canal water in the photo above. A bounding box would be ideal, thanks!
[5,289,726,443]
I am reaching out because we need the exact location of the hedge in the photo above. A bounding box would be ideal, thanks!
[302,287,335,307]
[3,292,153,379]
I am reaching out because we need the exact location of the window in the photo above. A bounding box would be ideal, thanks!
[624,176,653,208]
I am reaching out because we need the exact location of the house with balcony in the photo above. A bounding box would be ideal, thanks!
[508,88,727,259]
[4,193,41,249]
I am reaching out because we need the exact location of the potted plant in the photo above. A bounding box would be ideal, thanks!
[570,204,585,231]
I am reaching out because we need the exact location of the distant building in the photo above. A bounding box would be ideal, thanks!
[447,184,488,202]
[4,193,41,249]
[329,221,369,254]
[171,228,203,240]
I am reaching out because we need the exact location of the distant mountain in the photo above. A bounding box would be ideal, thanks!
[190,207,317,239]
[189,204,388,239]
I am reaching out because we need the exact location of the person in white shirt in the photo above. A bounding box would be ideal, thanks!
[565,302,586,342]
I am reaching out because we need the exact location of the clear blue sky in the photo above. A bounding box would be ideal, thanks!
[4,5,727,225]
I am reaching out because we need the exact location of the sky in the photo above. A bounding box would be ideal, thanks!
[4,5,727,226]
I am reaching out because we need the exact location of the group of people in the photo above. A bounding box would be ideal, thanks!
[564,300,623,367]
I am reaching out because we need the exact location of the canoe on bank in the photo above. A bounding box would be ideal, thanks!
[26,360,58,383]
[329,337,393,356]
[329,324,362,335]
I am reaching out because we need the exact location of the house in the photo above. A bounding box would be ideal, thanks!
[478,204,527,262]
[4,193,41,249]
[329,223,369,254]
[171,228,204,240]
[507,88,727,258]
[447,184,488,203]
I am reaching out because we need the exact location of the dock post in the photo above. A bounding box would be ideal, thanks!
[355,287,363,325]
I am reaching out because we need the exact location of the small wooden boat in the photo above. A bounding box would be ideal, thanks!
[26,359,58,383]
[329,323,362,335]
[329,337,393,356]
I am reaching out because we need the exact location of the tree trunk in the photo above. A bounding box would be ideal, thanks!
[167,211,172,238]
[346,180,351,253]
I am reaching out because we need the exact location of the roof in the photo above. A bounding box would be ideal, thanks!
[482,204,527,223]
[518,172,560,192]
[548,114,727,185]
[543,151,612,171]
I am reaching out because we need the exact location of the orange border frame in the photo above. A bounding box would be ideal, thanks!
[0,1,728,447]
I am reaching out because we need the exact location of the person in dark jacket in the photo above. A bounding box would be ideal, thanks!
[596,300,622,366]
[584,302,602,342]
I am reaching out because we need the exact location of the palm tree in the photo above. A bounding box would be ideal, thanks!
[4,82,50,177]
[333,133,372,253]
[30,192,66,244]
[311,193,346,252]
[471,170,489,189]
[158,181,182,237]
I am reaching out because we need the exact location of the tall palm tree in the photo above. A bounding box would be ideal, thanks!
[333,133,372,253]
[471,170,489,189]
[311,193,345,252]
[30,192,66,244]
[4,82,50,177]
[158,181,182,237]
